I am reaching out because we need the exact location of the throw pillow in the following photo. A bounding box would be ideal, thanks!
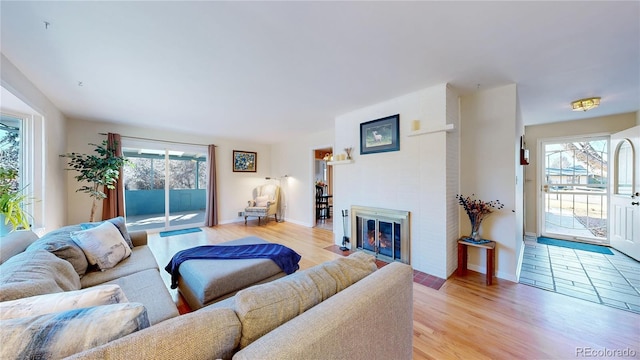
[0,250,81,302]
[0,230,39,265]
[26,224,90,277]
[71,222,132,271]
[234,252,377,348]
[0,303,150,359]
[254,195,269,207]
[0,284,128,320]
[81,216,133,249]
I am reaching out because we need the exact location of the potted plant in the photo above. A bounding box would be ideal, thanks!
[60,140,129,222]
[0,167,31,235]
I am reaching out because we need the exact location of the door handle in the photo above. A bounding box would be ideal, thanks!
[632,192,640,199]
[632,202,640,206]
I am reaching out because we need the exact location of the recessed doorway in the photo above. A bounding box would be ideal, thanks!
[313,147,333,230]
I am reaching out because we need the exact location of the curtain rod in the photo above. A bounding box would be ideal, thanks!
[98,133,215,147]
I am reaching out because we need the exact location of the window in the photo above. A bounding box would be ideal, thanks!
[1,111,44,231]
[0,114,23,190]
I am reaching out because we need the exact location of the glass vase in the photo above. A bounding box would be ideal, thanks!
[469,221,482,241]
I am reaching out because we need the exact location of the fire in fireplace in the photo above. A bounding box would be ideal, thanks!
[351,206,410,264]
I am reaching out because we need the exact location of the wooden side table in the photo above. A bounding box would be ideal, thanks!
[457,238,496,285]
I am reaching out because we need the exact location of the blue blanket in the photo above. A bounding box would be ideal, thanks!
[164,243,301,289]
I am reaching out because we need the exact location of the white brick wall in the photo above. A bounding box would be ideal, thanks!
[333,83,453,277]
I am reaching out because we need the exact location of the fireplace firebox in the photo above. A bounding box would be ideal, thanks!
[351,206,410,264]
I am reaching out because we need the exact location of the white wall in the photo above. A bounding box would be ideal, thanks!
[270,129,334,226]
[460,84,520,282]
[64,118,272,225]
[514,88,525,279]
[1,53,67,232]
[332,83,458,278]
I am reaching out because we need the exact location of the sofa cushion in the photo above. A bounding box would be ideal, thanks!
[80,245,159,288]
[64,307,240,360]
[102,269,179,325]
[0,303,149,360]
[0,284,128,320]
[232,262,414,360]
[71,221,132,270]
[0,250,81,301]
[234,251,377,348]
[318,251,378,291]
[0,230,39,265]
[81,216,133,249]
[27,225,90,277]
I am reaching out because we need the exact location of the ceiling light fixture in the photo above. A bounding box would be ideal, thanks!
[571,97,601,112]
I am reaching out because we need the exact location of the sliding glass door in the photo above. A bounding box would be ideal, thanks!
[167,155,207,228]
[121,139,207,232]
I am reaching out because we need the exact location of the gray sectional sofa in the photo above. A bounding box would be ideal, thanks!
[0,226,414,359]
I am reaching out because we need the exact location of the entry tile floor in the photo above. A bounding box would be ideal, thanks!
[520,237,640,314]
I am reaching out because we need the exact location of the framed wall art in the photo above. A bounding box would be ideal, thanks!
[360,114,400,155]
[233,150,257,172]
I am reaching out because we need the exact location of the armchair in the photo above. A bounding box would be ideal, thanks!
[244,183,280,225]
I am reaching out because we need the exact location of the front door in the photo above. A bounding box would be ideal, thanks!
[539,136,609,242]
[610,126,640,260]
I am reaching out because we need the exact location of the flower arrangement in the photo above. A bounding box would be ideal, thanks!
[456,194,504,241]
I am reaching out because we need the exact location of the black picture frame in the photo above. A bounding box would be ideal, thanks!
[360,114,400,155]
[233,150,257,172]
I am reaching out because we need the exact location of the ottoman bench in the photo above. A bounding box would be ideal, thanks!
[176,237,289,310]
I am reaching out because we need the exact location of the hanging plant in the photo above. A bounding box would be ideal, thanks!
[60,140,129,222]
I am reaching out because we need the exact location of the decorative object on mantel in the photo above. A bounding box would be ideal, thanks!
[456,194,504,242]
[344,147,353,160]
[407,123,455,137]
[360,114,400,155]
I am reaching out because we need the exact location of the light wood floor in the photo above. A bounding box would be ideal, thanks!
[147,221,640,360]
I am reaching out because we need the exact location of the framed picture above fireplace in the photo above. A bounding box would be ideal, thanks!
[360,114,400,155]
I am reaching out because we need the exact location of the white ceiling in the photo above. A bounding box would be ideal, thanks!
[1,1,638,144]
